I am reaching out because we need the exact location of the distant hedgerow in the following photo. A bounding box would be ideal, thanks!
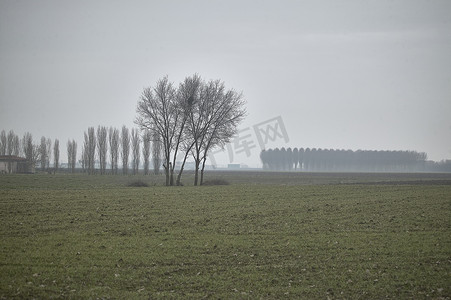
[126,180,149,187]
[202,179,230,186]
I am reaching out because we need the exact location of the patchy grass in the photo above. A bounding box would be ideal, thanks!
[0,173,450,299]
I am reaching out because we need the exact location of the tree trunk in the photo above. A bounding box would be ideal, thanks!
[176,152,189,186]
[176,167,184,186]
[170,163,174,186]
[194,159,200,186]
[200,156,208,186]
[164,160,170,186]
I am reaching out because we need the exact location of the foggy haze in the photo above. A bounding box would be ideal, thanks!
[1,0,450,167]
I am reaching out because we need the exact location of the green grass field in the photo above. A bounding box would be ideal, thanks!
[1,172,450,299]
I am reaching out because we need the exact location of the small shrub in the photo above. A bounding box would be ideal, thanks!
[126,180,149,187]
[202,179,230,186]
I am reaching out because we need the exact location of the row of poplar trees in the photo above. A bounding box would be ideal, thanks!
[0,128,158,175]
[80,125,162,176]
[0,129,59,173]
[260,147,428,172]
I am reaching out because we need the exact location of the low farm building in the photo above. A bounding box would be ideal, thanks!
[0,155,34,174]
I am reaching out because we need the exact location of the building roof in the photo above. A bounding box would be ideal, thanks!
[0,155,28,162]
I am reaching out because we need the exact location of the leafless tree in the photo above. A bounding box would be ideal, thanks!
[67,140,77,173]
[13,135,20,156]
[0,130,6,155]
[22,132,38,171]
[7,130,16,156]
[142,130,151,175]
[136,76,190,185]
[22,133,33,162]
[0,130,21,156]
[81,143,86,172]
[121,125,130,175]
[3,130,16,172]
[175,74,203,185]
[40,136,47,171]
[71,141,77,172]
[84,127,96,175]
[152,131,162,175]
[204,90,245,184]
[71,140,77,172]
[67,140,73,172]
[81,146,87,173]
[136,75,246,186]
[109,127,120,175]
[3,130,21,171]
[97,126,108,175]
[53,139,59,172]
[46,138,52,170]
[186,78,246,185]
[131,128,141,175]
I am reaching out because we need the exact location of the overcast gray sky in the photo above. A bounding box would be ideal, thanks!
[1,0,450,167]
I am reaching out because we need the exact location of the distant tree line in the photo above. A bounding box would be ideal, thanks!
[1,123,196,177]
[0,129,58,173]
[2,130,451,174]
[1,115,245,181]
[260,147,438,172]
[425,160,451,172]
[79,125,161,176]
[0,127,162,175]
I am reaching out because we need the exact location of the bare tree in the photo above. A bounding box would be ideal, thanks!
[175,74,203,185]
[190,79,246,185]
[0,130,20,156]
[22,132,38,172]
[53,139,59,172]
[67,140,74,173]
[137,75,246,186]
[40,136,47,171]
[121,125,130,175]
[4,130,16,172]
[131,128,141,175]
[142,130,151,175]
[7,130,16,156]
[81,146,87,173]
[152,131,162,175]
[22,133,33,162]
[84,127,96,175]
[293,148,299,170]
[136,76,191,185]
[71,140,77,172]
[0,130,6,155]
[67,140,75,173]
[67,140,72,172]
[71,140,77,173]
[97,126,108,175]
[46,138,52,170]
[109,127,120,175]
[3,130,21,172]
[13,135,20,156]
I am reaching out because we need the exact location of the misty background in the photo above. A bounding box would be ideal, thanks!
[1,0,450,168]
